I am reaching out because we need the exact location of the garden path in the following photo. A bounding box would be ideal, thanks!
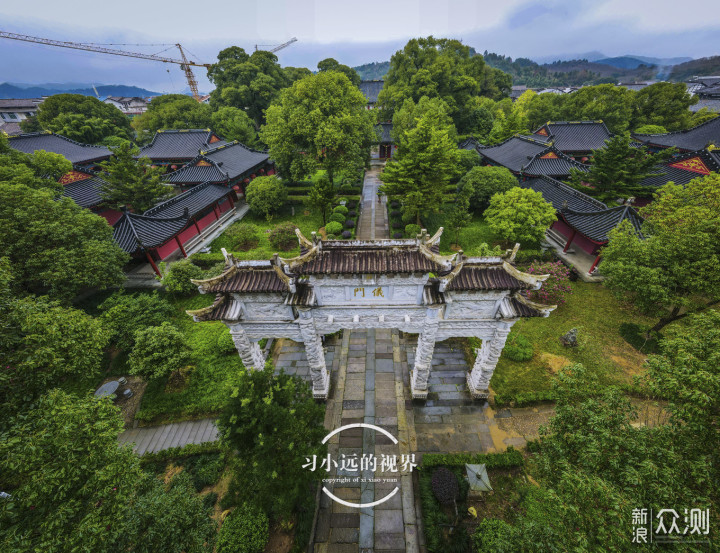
[118,418,218,456]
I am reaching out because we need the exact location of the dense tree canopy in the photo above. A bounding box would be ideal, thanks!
[457,165,518,212]
[210,106,258,146]
[99,142,171,212]
[245,175,288,221]
[602,174,720,333]
[391,96,457,146]
[377,37,511,134]
[484,187,556,246]
[208,47,290,127]
[569,134,675,201]
[261,71,375,183]
[631,82,697,131]
[317,57,361,86]
[132,94,212,141]
[35,94,133,144]
[0,133,71,194]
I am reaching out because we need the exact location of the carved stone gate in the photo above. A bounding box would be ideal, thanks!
[188,229,555,399]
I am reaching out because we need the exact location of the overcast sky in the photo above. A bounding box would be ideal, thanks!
[1,0,718,92]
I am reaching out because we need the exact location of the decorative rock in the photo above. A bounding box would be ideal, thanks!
[560,328,579,347]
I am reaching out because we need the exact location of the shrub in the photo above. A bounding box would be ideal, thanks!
[341,230,352,239]
[390,210,401,218]
[525,261,572,305]
[619,323,661,354]
[333,205,349,215]
[514,249,556,265]
[184,453,225,492]
[502,333,533,362]
[473,518,513,553]
[329,212,346,224]
[245,176,287,221]
[340,182,353,192]
[325,233,337,240]
[217,503,269,553]
[484,188,556,245]
[393,232,403,238]
[202,492,218,511]
[344,219,355,229]
[390,200,400,208]
[392,221,402,229]
[99,291,174,351]
[405,224,421,237]
[267,222,298,251]
[224,223,260,251]
[325,221,343,235]
[160,259,203,296]
[217,331,236,355]
[129,322,193,380]
[458,165,518,212]
[347,210,357,217]
[346,200,357,209]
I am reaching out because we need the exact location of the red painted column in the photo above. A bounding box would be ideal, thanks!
[175,236,187,258]
[145,250,162,277]
[589,253,602,274]
[228,195,235,208]
[563,229,577,253]
[193,218,201,234]
[213,204,220,220]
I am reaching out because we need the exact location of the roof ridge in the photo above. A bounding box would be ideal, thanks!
[201,140,268,156]
[9,131,109,150]
[143,181,221,215]
[635,115,720,138]
[537,175,607,209]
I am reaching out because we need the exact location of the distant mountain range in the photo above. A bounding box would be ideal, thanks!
[669,56,720,81]
[0,82,162,99]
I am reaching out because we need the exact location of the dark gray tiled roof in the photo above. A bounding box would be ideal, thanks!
[520,175,607,212]
[445,266,533,291]
[639,149,720,189]
[0,122,23,135]
[144,181,230,219]
[697,85,720,98]
[294,245,443,275]
[8,132,111,164]
[477,135,589,177]
[139,129,226,161]
[522,151,590,177]
[205,268,286,293]
[533,121,612,152]
[633,117,720,151]
[359,80,384,103]
[375,122,392,144]
[164,142,269,184]
[60,170,107,208]
[112,209,190,253]
[0,98,41,109]
[690,99,720,113]
[561,205,644,243]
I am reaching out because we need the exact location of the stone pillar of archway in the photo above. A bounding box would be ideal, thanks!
[297,308,330,400]
[231,326,265,370]
[410,306,441,399]
[467,323,512,398]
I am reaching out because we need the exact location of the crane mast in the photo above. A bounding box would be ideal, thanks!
[0,30,210,101]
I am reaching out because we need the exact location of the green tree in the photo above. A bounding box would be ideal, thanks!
[115,472,216,553]
[132,94,212,142]
[216,502,268,553]
[283,66,313,83]
[160,258,204,295]
[446,180,473,247]
[457,165,518,212]
[306,172,336,225]
[484,187,556,246]
[218,365,326,519]
[0,182,127,299]
[245,175,288,221]
[559,84,635,134]
[0,390,143,553]
[487,90,534,144]
[526,92,565,131]
[0,133,71,194]
[631,82,696,131]
[99,291,174,350]
[690,108,718,128]
[391,96,457,146]
[317,57,361,86]
[0,291,107,421]
[601,174,720,333]
[261,71,375,184]
[129,322,193,380]
[35,93,133,143]
[18,114,42,133]
[457,95,496,140]
[634,124,667,134]
[210,106,258,146]
[569,134,675,202]
[377,37,511,133]
[99,141,171,212]
[380,109,461,225]
[208,47,291,127]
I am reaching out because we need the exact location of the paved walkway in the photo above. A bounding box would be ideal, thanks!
[118,418,218,455]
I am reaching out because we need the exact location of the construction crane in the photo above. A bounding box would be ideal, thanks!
[0,30,211,101]
[254,37,298,53]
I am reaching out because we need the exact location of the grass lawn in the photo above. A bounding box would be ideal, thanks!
[490,281,656,405]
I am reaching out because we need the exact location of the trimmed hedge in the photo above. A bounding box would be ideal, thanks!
[329,212,346,224]
[422,447,524,469]
[333,205,349,215]
[190,252,226,268]
[493,390,555,407]
[514,249,556,265]
[139,442,225,466]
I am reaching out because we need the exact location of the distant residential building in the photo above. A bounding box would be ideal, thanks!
[358,80,383,109]
[198,94,211,104]
[0,98,42,124]
[0,122,23,136]
[103,96,150,117]
[510,85,527,101]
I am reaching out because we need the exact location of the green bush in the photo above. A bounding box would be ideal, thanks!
[473,518,514,553]
[267,222,298,250]
[405,224,421,237]
[245,175,287,221]
[333,205,349,215]
[184,453,225,492]
[502,333,533,362]
[329,212,346,224]
[202,492,218,511]
[514,249,556,264]
[422,448,524,469]
[99,291,173,351]
[217,331,237,355]
[325,233,337,240]
[325,221,343,235]
[217,503,269,553]
[160,259,203,296]
[129,322,193,380]
[190,252,226,268]
[224,223,260,251]
[619,323,661,354]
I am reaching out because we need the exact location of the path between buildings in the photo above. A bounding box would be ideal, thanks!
[118,418,218,456]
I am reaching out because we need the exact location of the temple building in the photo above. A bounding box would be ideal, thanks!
[520,175,644,274]
[531,121,612,161]
[113,181,237,275]
[358,80,384,109]
[8,132,111,168]
[462,135,590,179]
[374,122,394,159]
[58,169,123,224]
[633,116,720,152]
[637,147,720,203]
[187,229,555,400]
[138,129,226,168]
[163,141,274,194]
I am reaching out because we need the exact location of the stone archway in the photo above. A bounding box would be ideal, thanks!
[188,229,555,399]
